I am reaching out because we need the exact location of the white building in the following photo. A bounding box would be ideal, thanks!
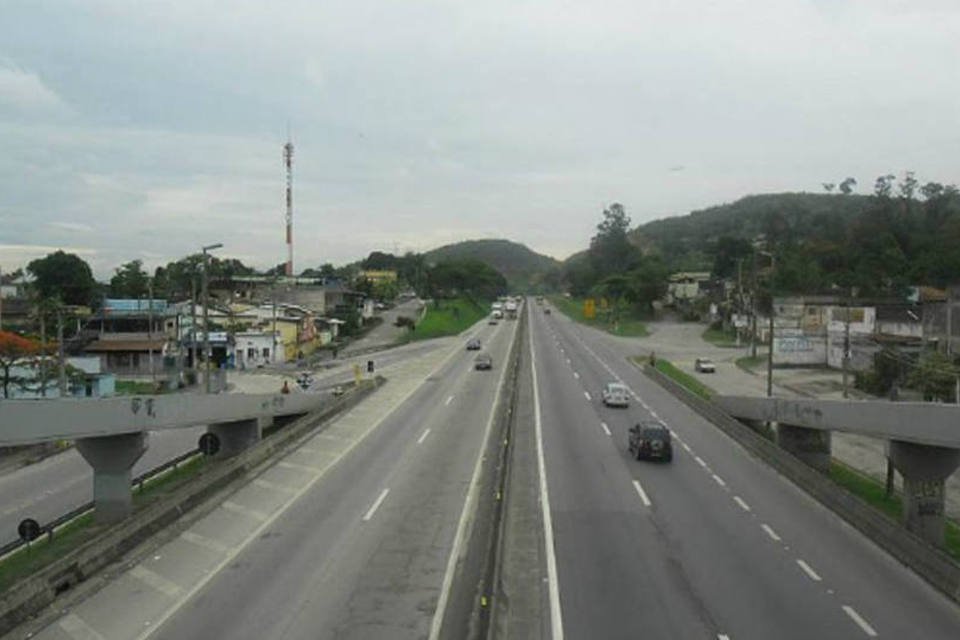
[231,331,285,369]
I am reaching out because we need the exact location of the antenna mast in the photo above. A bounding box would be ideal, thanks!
[284,137,294,277]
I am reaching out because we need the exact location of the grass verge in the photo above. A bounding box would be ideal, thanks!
[408,298,488,341]
[830,460,960,561]
[0,513,97,593]
[702,326,740,348]
[634,356,714,400]
[735,355,765,373]
[549,296,649,337]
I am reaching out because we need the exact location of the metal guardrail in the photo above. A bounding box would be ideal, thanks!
[0,448,201,560]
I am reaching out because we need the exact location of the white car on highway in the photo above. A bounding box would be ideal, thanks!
[601,382,630,408]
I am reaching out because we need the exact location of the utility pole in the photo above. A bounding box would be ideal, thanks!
[190,278,198,385]
[750,252,758,359]
[57,306,66,396]
[842,288,852,399]
[947,286,954,357]
[148,278,155,387]
[201,243,223,394]
[0,266,4,330]
[764,251,776,397]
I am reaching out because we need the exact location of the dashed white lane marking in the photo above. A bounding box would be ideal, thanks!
[733,496,751,512]
[130,564,183,598]
[573,371,580,379]
[180,530,232,555]
[695,456,708,468]
[278,460,324,474]
[253,478,298,495]
[584,391,592,401]
[566,358,571,364]
[600,422,612,436]
[59,613,108,640]
[362,488,390,521]
[649,411,660,420]
[712,473,726,487]
[761,523,782,541]
[796,558,822,582]
[681,442,692,453]
[632,480,652,507]
[222,501,269,522]
[417,428,431,444]
[718,635,731,640]
[842,605,878,637]
[445,395,454,406]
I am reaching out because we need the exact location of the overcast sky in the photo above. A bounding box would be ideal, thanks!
[2,0,959,279]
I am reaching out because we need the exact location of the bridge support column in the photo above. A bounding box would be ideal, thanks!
[207,418,262,458]
[76,432,148,524]
[888,440,960,546]
[776,423,831,474]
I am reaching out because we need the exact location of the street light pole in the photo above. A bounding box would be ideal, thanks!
[760,251,776,398]
[201,243,223,394]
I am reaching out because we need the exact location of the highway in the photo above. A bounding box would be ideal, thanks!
[25,316,517,640]
[530,301,960,639]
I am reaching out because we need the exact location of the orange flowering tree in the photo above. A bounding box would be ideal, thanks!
[0,330,39,398]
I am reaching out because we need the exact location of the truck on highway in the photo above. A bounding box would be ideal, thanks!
[505,300,518,319]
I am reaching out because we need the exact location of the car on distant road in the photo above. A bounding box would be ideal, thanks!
[544,307,551,314]
[694,358,716,373]
[628,421,673,462]
[601,382,630,407]
[488,317,499,325]
[474,353,493,370]
[466,338,482,351]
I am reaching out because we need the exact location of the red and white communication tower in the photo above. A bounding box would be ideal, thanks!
[284,138,294,277]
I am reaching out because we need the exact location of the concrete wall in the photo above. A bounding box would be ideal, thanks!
[773,332,827,366]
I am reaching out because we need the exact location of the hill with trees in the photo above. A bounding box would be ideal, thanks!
[423,239,560,292]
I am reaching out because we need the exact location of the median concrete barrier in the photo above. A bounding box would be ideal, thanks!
[643,364,960,606]
[0,379,384,636]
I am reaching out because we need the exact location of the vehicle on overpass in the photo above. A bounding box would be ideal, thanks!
[474,353,493,370]
[628,421,673,462]
[601,382,630,407]
[466,338,482,350]
[695,357,716,373]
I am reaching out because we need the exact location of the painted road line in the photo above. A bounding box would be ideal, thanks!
[649,411,659,420]
[278,460,324,474]
[733,496,751,512]
[253,478,298,495]
[417,428,431,444]
[59,613,108,640]
[762,523,782,542]
[525,312,565,640]
[842,605,878,637]
[584,391,592,401]
[362,488,391,522]
[718,635,731,640]
[632,480,652,507]
[600,422,612,436]
[180,531,232,555]
[566,358,571,364]
[222,501,269,522]
[681,442,692,453]
[445,395,454,406]
[130,565,183,598]
[695,456,708,468]
[573,371,580,379]
[796,558,822,582]
[712,474,726,487]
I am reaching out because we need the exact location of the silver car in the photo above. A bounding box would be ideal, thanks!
[601,382,630,407]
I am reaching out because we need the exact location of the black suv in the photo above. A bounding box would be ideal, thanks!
[628,421,673,462]
[466,338,482,350]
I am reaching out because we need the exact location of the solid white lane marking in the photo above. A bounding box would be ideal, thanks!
[733,496,751,511]
[695,456,708,468]
[796,558,822,582]
[445,395,454,406]
[431,317,524,640]
[842,605,878,637]
[681,442,692,453]
[222,501,269,522]
[180,531,232,555]
[584,391,592,401]
[573,371,580,379]
[417,428,431,444]
[362,488,390,521]
[712,473,726,487]
[131,565,183,598]
[253,478,298,495]
[632,480,652,507]
[600,422,611,436]
[278,460,324,474]
[59,613,108,640]
[525,311,565,640]
[762,523,781,541]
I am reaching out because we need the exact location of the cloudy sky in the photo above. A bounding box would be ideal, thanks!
[2,0,959,278]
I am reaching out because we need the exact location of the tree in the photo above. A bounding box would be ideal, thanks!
[711,236,754,279]
[0,331,38,398]
[589,203,639,279]
[907,351,958,402]
[110,260,150,298]
[874,174,896,199]
[822,183,835,193]
[839,177,857,195]
[27,251,97,306]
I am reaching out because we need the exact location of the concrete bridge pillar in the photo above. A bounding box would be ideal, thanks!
[888,440,960,546]
[776,423,832,474]
[207,418,263,458]
[76,432,148,524]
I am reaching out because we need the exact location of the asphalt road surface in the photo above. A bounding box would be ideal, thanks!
[25,317,517,640]
[530,300,960,639]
